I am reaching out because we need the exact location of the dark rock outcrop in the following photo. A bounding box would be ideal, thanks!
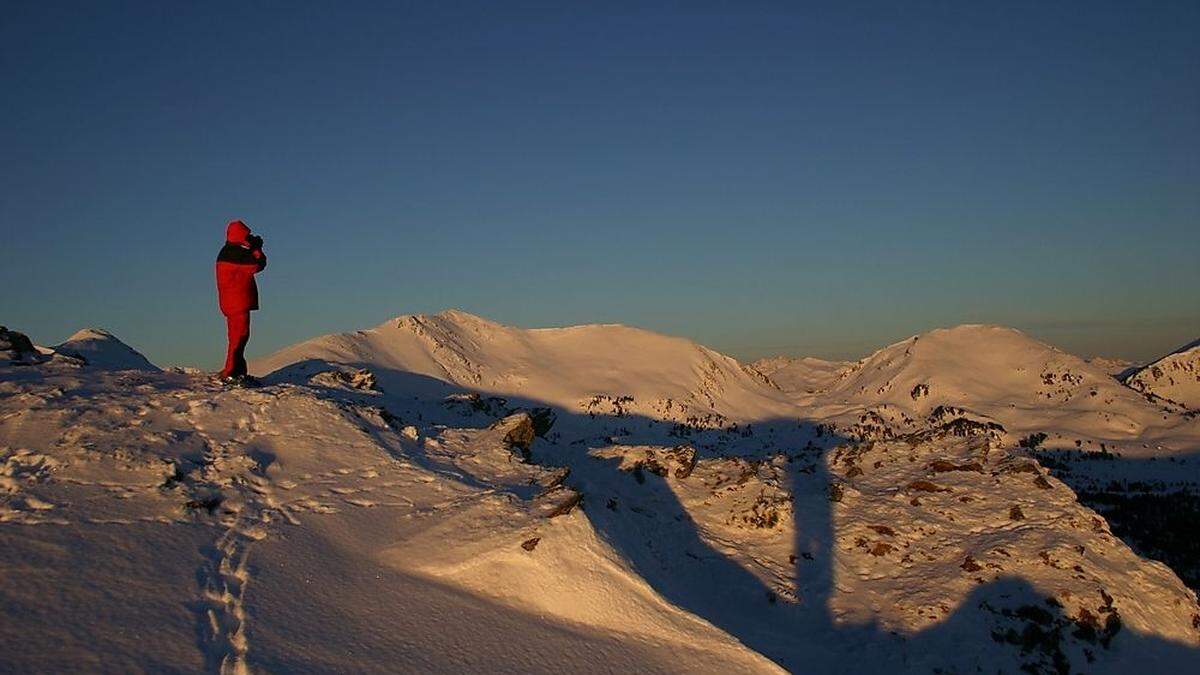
[1,326,46,365]
[490,412,536,454]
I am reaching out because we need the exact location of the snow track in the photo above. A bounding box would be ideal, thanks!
[198,516,256,675]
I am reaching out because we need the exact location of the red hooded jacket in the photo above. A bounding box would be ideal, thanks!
[215,220,267,315]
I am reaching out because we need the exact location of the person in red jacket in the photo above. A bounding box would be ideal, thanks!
[215,220,267,381]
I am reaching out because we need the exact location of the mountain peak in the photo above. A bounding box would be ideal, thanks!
[918,323,1028,341]
[54,328,158,371]
[381,309,506,332]
[65,327,117,342]
[819,320,1144,422]
[436,308,484,320]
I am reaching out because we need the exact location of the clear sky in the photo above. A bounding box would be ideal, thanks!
[3,1,1198,367]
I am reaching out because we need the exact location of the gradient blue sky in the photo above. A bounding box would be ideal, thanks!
[3,1,1198,367]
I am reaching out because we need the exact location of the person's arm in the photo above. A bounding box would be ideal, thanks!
[246,235,267,272]
[217,242,265,271]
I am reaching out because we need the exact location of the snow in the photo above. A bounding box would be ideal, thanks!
[790,324,1200,454]
[3,312,1199,672]
[252,310,798,421]
[52,328,160,372]
[753,356,851,394]
[1123,339,1200,411]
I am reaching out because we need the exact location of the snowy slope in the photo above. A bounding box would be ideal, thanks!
[53,328,159,371]
[0,361,780,673]
[794,325,1200,455]
[1123,338,1200,410]
[752,356,850,394]
[585,434,1200,671]
[253,310,794,423]
[4,320,1200,672]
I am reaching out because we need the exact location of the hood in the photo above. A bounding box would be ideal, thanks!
[225,220,251,244]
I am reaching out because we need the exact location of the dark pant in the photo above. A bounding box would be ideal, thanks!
[222,311,251,377]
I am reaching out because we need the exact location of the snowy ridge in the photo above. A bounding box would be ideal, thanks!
[792,324,1200,454]
[0,362,786,672]
[253,309,798,424]
[1123,338,1200,410]
[3,316,1200,672]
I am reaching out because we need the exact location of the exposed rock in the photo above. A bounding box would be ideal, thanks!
[936,417,1005,438]
[521,406,557,437]
[490,412,536,454]
[520,537,540,551]
[995,459,1041,475]
[907,480,951,493]
[595,444,697,480]
[1019,432,1048,449]
[535,487,583,518]
[1,326,46,365]
[741,491,790,529]
[666,445,698,479]
[533,467,570,490]
[310,367,377,391]
[443,392,509,417]
[929,459,984,473]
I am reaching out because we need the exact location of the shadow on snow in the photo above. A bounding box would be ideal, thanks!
[262,359,1200,673]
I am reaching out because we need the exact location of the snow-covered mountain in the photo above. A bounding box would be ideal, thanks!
[752,356,850,394]
[253,309,794,423]
[53,328,159,371]
[1123,338,1200,410]
[4,316,1200,672]
[792,325,1199,454]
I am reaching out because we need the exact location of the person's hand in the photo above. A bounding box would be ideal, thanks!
[246,234,264,250]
